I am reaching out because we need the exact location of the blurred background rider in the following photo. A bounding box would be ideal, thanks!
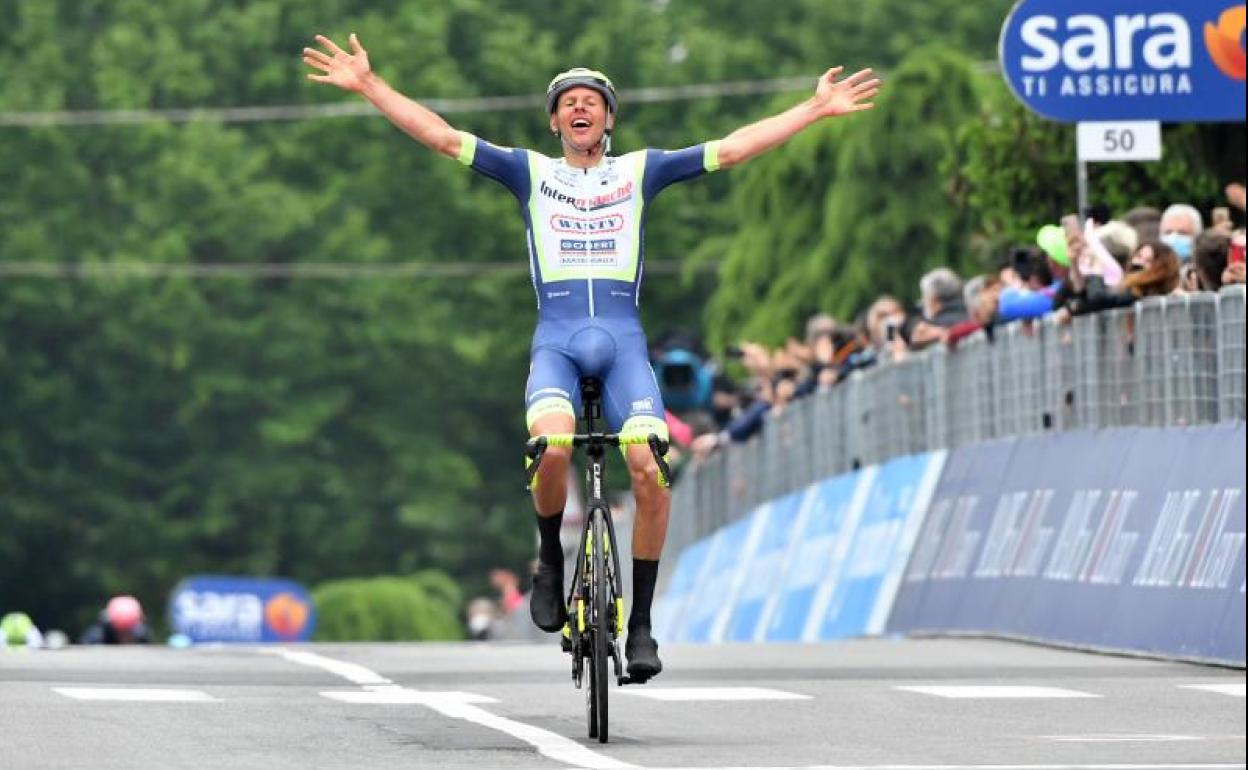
[80,595,151,645]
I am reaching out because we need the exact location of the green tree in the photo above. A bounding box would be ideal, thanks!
[702,45,987,348]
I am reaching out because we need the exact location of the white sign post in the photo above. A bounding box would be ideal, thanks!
[1074,121,1162,214]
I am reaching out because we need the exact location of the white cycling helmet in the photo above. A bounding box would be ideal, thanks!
[546,68,618,114]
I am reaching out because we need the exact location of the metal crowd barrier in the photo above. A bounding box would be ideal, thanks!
[669,287,1247,554]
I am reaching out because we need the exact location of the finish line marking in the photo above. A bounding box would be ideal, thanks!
[265,648,635,770]
[619,687,811,701]
[895,685,1101,699]
[1180,683,1246,697]
[53,687,219,702]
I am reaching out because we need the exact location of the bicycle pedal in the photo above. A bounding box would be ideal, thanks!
[560,635,573,654]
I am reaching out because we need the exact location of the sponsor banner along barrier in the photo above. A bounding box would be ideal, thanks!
[654,452,946,644]
[170,575,316,643]
[887,423,1246,665]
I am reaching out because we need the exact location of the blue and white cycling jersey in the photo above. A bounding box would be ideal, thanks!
[455,132,721,432]
[456,132,721,321]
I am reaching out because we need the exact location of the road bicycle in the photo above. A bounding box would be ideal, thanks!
[524,376,670,743]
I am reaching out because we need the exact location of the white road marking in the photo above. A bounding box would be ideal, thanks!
[638,758,1243,763]
[1181,683,1246,697]
[265,648,392,686]
[638,765,1245,770]
[1041,734,1202,743]
[896,685,1101,699]
[268,648,635,770]
[619,686,811,701]
[54,687,219,702]
[321,687,498,705]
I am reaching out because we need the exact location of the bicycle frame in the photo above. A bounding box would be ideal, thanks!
[522,377,671,741]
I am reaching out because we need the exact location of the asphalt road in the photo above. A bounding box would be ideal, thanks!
[1,637,1243,770]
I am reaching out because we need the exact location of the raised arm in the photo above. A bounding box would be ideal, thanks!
[303,34,461,159]
[715,67,879,169]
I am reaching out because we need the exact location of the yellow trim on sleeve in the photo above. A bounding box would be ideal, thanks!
[703,140,722,172]
[457,131,477,166]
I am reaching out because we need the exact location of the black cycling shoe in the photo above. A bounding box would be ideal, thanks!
[624,626,663,683]
[529,561,567,633]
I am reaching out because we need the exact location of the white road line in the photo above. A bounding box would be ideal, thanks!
[321,688,498,705]
[618,686,811,701]
[268,648,635,770]
[53,687,219,702]
[895,685,1101,699]
[1181,683,1246,697]
[1041,734,1203,743]
[638,765,1246,770]
[265,648,392,686]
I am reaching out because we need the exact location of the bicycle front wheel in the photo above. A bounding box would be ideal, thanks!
[591,511,610,743]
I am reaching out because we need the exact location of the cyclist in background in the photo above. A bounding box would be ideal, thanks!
[304,34,879,681]
[80,595,151,645]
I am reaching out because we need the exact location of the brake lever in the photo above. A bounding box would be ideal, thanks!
[647,434,672,488]
[524,437,547,492]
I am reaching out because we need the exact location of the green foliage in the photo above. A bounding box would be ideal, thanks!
[949,80,1245,261]
[4,0,1234,635]
[704,45,987,348]
[311,573,463,642]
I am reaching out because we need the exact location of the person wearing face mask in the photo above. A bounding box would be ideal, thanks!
[1159,203,1204,261]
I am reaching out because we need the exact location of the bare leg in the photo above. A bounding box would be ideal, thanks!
[626,444,670,559]
[530,413,576,516]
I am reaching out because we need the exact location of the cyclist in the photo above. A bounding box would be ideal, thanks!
[304,34,878,681]
[80,595,151,645]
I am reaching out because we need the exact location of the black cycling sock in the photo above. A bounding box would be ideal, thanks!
[536,512,564,567]
[628,559,659,632]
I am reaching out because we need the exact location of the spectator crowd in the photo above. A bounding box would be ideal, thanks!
[658,184,1247,468]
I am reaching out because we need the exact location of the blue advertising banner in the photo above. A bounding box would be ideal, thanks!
[669,513,757,643]
[814,452,946,640]
[652,536,715,641]
[716,494,802,642]
[888,424,1246,665]
[999,0,1247,122]
[760,469,875,642]
[170,576,316,643]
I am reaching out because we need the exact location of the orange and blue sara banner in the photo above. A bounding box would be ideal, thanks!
[169,576,316,643]
[999,0,1246,122]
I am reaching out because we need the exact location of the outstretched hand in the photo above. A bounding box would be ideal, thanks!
[813,67,880,117]
[303,33,372,93]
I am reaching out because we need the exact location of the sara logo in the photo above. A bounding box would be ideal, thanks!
[1205,5,1246,80]
[264,592,311,639]
[1000,0,1246,122]
[171,576,316,643]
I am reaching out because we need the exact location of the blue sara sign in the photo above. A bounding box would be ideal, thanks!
[999,0,1247,122]
[170,576,316,643]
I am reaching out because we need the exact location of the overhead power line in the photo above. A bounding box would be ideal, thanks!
[0,260,719,279]
[0,60,1000,128]
[0,76,819,128]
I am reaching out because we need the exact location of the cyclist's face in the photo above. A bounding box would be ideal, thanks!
[550,87,613,150]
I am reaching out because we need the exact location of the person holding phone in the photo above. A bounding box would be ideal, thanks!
[1193,228,1243,291]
